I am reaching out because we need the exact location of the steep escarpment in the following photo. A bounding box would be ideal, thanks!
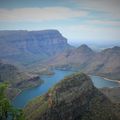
[24,73,118,120]
[0,30,71,66]
[0,62,43,99]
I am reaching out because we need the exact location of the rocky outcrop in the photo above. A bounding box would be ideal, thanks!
[0,30,71,66]
[24,73,118,120]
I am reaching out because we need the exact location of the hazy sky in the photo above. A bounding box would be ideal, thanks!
[0,0,120,44]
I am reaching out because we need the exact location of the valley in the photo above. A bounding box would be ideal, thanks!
[0,0,120,119]
[47,44,120,81]
[12,69,120,108]
[0,30,120,120]
[24,73,119,120]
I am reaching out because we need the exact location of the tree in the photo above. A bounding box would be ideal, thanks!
[0,83,25,120]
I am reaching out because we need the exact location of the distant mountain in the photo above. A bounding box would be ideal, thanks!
[47,45,120,80]
[47,44,95,70]
[85,46,120,80]
[0,62,43,99]
[0,30,72,66]
[24,73,118,120]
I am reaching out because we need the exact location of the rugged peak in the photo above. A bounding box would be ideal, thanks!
[112,46,120,50]
[102,46,120,54]
[77,44,94,53]
[49,73,94,94]
[80,44,89,48]
[24,73,118,120]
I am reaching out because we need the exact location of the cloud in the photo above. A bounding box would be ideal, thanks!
[74,0,120,19]
[86,20,120,27]
[0,7,88,21]
[57,24,120,41]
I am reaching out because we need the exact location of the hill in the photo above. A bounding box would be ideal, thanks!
[24,73,119,120]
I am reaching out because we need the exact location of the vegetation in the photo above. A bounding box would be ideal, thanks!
[0,83,25,120]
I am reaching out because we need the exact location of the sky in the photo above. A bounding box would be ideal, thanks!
[0,0,120,46]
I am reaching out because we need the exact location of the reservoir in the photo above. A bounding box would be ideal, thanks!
[12,70,120,108]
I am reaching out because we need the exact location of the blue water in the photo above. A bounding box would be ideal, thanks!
[12,70,120,108]
[91,75,120,88]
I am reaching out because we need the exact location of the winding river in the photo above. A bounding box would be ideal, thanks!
[12,70,120,108]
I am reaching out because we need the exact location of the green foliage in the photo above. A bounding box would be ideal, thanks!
[0,83,25,120]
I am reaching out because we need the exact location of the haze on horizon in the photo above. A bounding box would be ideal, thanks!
[0,0,120,47]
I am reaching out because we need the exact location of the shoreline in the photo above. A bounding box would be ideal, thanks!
[12,70,120,101]
[101,77,120,83]
[12,70,120,108]
[12,80,44,101]
[89,75,120,84]
[56,68,120,84]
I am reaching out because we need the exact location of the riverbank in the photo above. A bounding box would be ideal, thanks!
[102,77,120,83]
[11,70,54,101]
[12,79,43,101]
[55,68,120,84]
[12,70,120,108]
[88,74,120,83]
[88,74,120,84]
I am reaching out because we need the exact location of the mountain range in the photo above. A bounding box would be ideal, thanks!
[47,44,120,80]
[0,29,120,86]
[0,29,120,120]
[0,30,120,80]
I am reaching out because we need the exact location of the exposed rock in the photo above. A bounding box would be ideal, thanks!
[0,30,72,66]
[24,73,118,120]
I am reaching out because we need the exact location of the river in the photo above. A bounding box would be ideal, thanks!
[12,70,120,108]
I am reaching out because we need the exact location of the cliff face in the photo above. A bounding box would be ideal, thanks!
[24,73,118,120]
[0,30,71,65]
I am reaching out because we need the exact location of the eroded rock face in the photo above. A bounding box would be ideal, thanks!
[24,73,118,120]
[0,30,71,65]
